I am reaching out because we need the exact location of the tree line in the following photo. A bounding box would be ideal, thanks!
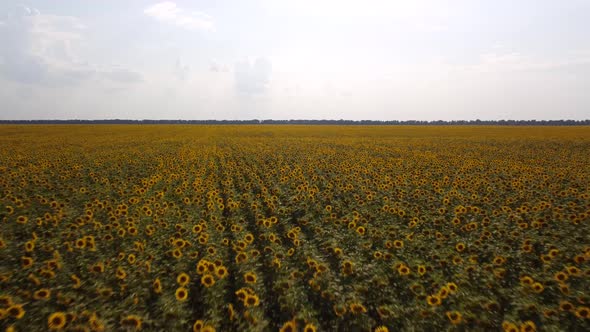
[1,119,589,125]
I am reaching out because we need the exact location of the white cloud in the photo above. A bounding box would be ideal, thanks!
[144,2,214,31]
[101,67,143,83]
[461,52,590,74]
[0,5,142,86]
[234,57,272,94]
[209,59,229,73]
[174,58,190,80]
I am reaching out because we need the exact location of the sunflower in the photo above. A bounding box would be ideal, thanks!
[177,273,190,286]
[235,289,248,301]
[75,238,86,249]
[48,312,67,330]
[279,320,297,332]
[244,272,257,284]
[175,287,188,301]
[493,256,506,265]
[272,257,282,269]
[356,226,366,236]
[33,288,51,300]
[554,271,568,283]
[417,265,426,276]
[228,304,235,321]
[446,282,458,293]
[374,326,389,332]
[502,321,519,332]
[531,282,544,293]
[24,240,35,253]
[303,323,317,332]
[121,315,142,330]
[455,243,465,252]
[0,295,13,307]
[172,249,183,259]
[7,304,25,319]
[97,288,113,298]
[91,262,104,273]
[575,306,590,319]
[349,302,367,314]
[342,260,353,275]
[244,294,260,307]
[244,233,254,243]
[193,320,204,332]
[21,256,34,268]
[445,311,462,325]
[0,309,7,320]
[519,321,536,332]
[566,266,582,276]
[116,267,127,280]
[71,274,81,289]
[519,276,534,286]
[559,301,574,312]
[427,295,442,306]
[559,283,570,295]
[333,304,347,317]
[397,264,411,276]
[438,286,450,299]
[201,274,215,288]
[215,266,228,279]
[235,252,248,264]
[153,278,162,294]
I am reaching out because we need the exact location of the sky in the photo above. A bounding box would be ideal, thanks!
[0,0,589,120]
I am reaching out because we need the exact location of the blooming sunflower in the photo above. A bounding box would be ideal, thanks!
[397,264,411,276]
[120,315,142,330]
[48,312,67,330]
[153,278,162,294]
[303,323,317,332]
[244,294,260,307]
[445,311,462,325]
[33,288,51,300]
[349,302,367,314]
[177,273,190,286]
[519,321,536,332]
[427,295,442,306]
[7,304,25,319]
[175,287,189,301]
[215,266,228,279]
[575,306,590,319]
[279,320,297,332]
[201,274,215,288]
[244,272,257,284]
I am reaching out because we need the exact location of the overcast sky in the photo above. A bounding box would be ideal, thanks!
[1,1,589,120]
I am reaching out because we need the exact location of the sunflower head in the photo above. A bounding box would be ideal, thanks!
[48,311,67,330]
[121,315,142,330]
[244,294,260,307]
[244,272,257,284]
[177,273,190,286]
[279,320,297,332]
[215,266,228,279]
[201,274,215,288]
[34,288,51,300]
[445,311,462,325]
[175,287,188,301]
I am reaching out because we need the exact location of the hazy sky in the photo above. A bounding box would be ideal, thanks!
[1,1,589,120]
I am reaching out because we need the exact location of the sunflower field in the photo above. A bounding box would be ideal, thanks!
[0,125,589,332]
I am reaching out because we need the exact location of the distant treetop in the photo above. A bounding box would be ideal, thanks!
[0,119,589,125]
